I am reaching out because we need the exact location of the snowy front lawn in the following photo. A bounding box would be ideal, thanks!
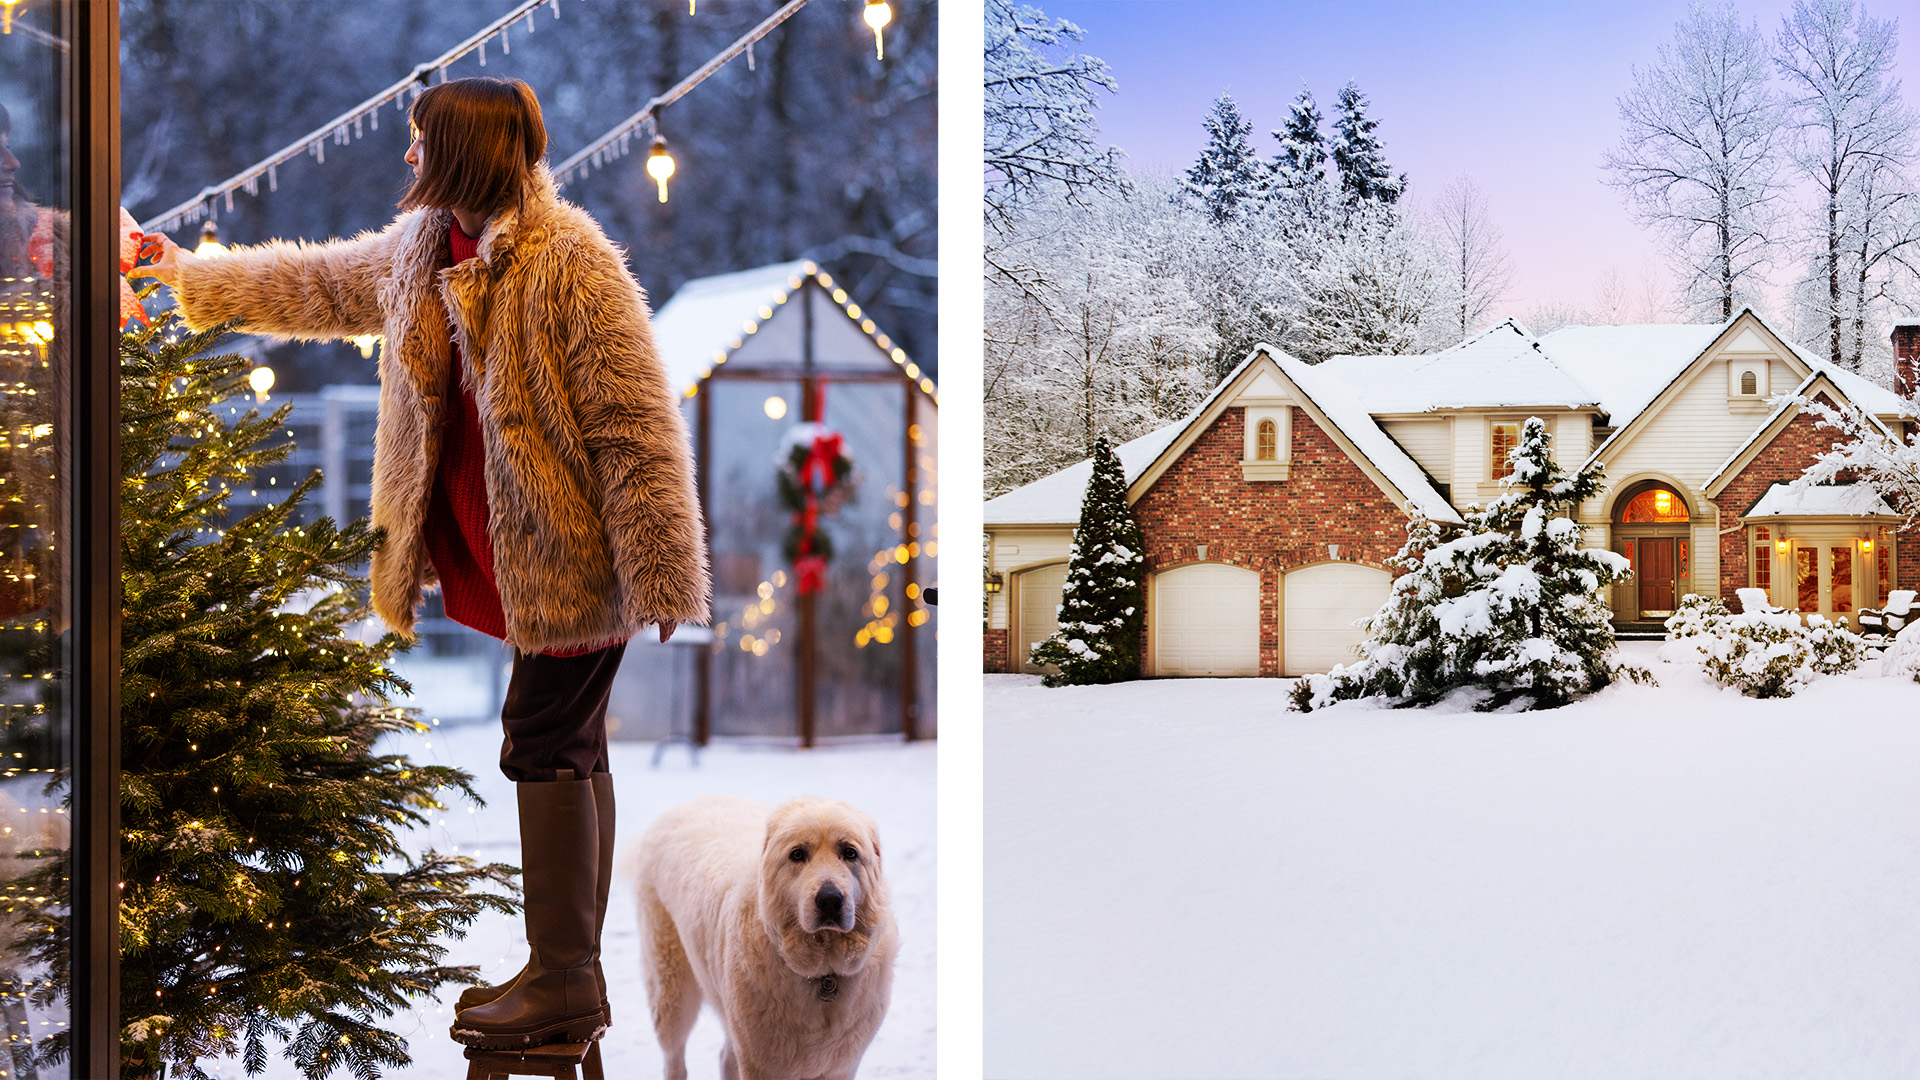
[208,722,935,1080]
[986,642,1920,1079]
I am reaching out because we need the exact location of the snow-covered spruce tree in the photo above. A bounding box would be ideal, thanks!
[1291,417,1648,711]
[1330,81,1406,207]
[1031,435,1146,685]
[22,315,515,1079]
[1185,93,1271,224]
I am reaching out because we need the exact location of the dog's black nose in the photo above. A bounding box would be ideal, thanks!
[815,883,844,920]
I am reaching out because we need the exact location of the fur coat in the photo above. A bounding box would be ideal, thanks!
[172,166,710,653]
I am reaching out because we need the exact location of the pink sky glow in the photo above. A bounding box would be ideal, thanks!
[1046,0,1920,327]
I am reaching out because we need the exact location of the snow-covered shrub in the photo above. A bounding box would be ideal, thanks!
[1659,593,1730,664]
[1805,615,1867,675]
[1881,620,1920,681]
[1290,417,1650,712]
[1697,610,1864,697]
[1030,435,1147,686]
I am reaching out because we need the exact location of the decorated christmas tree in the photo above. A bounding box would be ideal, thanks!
[1293,417,1648,711]
[22,313,515,1079]
[1031,435,1146,685]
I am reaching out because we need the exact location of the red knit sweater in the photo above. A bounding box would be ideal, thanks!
[421,225,619,656]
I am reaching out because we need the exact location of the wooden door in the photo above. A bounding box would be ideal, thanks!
[1638,538,1675,614]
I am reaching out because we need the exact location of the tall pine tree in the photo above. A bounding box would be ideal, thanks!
[1184,93,1270,223]
[25,314,516,1079]
[1292,418,1648,711]
[1031,436,1146,685]
[1271,85,1329,195]
[1331,81,1407,206]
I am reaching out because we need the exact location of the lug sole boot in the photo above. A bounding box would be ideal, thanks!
[450,774,607,1049]
[456,772,616,1018]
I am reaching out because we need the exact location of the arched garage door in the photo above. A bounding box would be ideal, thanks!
[1283,562,1391,676]
[1154,563,1261,676]
[1015,563,1068,674]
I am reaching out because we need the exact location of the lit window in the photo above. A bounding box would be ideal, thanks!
[1754,545,1771,589]
[1491,422,1521,479]
[1621,487,1690,522]
[1740,370,1757,395]
[1256,419,1278,461]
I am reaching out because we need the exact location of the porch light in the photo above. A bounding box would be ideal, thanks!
[1863,538,1874,553]
[984,571,1004,594]
[1777,539,1789,553]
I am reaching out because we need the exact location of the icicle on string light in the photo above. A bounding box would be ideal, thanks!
[140,0,573,235]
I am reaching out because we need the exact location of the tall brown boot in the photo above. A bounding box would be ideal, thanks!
[449,773,607,1049]
[455,772,615,1017]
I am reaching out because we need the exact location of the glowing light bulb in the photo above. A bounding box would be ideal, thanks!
[248,365,275,401]
[863,0,891,59]
[350,334,379,360]
[646,136,676,203]
[764,396,788,420]
[1,1,20,35]
[194,221,229,259]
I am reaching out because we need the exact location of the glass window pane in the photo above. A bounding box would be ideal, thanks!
[1832,545,1853,613]
[1797,547,1819,612]
[0,5,74,1068]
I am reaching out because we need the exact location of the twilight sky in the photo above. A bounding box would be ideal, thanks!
[1045,0,1920,322]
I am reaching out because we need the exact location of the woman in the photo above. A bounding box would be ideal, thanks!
[135,76,710,1051]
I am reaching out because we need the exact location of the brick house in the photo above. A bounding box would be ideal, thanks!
[986,309,1920,677]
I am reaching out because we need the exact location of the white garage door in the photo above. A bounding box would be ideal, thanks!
[1016,563,1069,674]
[1283,563,1391,676]
[1154,563,1261,676]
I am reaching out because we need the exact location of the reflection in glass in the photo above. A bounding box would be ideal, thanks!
[1832,545,1853,613]
[1797,547,1819,612]
[0,4,74,1071]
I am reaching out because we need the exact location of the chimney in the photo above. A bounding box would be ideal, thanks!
[1894,320,1920,398]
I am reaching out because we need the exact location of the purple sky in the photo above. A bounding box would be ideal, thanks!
[1046,0,1920,322]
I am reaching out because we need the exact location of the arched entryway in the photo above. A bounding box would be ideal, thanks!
[1611,480,1694,620]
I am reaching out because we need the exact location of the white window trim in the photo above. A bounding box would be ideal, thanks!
[1242,405,1291,481]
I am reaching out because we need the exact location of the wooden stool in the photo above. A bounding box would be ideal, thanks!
[462,1040,605,1080]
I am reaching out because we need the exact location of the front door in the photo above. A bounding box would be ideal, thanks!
[1639,537,1676,615]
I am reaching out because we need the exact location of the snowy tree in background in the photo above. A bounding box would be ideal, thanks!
[1185,93,1271,223]
[1604,2,1789,320]
[1430,175,1515,337]
[1290,200,1446,360]
[1271,86,1331,210]
[984,0,1126,248]
[985,178,1218,496]
[1031,436,1147,685]
[1330,82,1406,208]
[1776,0,1920,373]
[1292,418,1645,712]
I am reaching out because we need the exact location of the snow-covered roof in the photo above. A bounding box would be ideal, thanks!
[1535,323,1724,423]
[983,420,1191,526]
[1321,320,1597,414]
[1744,482,1897,519]
[1280,356,1464,523]
[1773,333,1907,416]
[650,261,810,393]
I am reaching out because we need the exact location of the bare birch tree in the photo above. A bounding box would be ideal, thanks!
[1776,0,1919,369]
[1430,175,1514,337]
[1604,2,1788,320]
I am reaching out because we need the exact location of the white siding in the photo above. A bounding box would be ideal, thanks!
[1692,522,1719,600]
[989,529,1074,630]
[1602,357,1798,498]
[1381,419,1452,484]
[1455,415,1487,494]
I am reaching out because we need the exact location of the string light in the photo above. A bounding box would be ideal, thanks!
[646,136,676,203]
[0,0,19,36]
[193,222,229,259]
[863,0,891,60]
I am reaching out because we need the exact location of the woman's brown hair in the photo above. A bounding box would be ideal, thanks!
[401,77,546,219]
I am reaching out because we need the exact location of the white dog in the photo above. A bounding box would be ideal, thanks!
[635,794,898,1080]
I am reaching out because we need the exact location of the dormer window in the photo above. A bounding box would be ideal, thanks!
[1256,419,1278,461]
[1240,406,1291,481]
[1740,370,1757,395]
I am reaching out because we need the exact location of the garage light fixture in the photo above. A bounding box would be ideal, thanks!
[984,571,1003,594]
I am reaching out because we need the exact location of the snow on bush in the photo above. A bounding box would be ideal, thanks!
[1290,418,1649,712]
[1881,620,1920,681]
[1697,609,1866,698]
[1659,593,1729,664]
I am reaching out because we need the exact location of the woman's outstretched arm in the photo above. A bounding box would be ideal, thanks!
[133,226,395,341]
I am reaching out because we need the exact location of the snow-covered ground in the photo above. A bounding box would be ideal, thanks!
[211,722,935,1079]
[986,642,1920,1079]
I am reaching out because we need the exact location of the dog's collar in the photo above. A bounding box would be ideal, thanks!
[816,974,839,1002]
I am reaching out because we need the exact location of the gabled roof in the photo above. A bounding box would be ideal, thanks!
[652,261,811,393]
[1320,318,1598,414]
[985,345,1463,527]
[1536,323,1724,422]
